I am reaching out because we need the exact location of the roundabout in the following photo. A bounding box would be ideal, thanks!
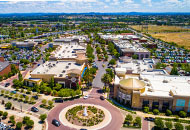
[47,88,123,130]
[59,103,112,130]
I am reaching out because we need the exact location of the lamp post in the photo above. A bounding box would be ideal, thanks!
[20,102,22,112]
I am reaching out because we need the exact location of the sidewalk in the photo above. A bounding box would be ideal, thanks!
[0,104,42,130]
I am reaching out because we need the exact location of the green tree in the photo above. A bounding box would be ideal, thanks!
[166,109,172,116]
[154,118,164,129]
[132,54,138,59]
[134,116,141,127]
[165,121,172,130]
[179,111,187,118]
[109,59,116,65]
[9,115,15,125]
[5,102,12,109]
[186,125,190,130]
[153,109,160,115]
[170,66,179,75]
[101,74,112,89]
[0,111,3,116]
[3,112,8,119]
[174,123,183,130]
[42,99,47,106]
[16,122,22,129]
[49,77,55,89]
[23,116,30,124]
[48,100,54,107]
[18,71,23,81]
[39,114,47,123]
[26,120,34,128]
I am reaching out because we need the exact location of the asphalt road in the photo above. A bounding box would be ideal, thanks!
[47,88,123,130]
[92,48,112,88]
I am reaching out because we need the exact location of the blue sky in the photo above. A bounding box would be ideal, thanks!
[0,0,189,13]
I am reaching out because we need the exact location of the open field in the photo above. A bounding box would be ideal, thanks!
[152,32,190,49]
[131,25,190,33]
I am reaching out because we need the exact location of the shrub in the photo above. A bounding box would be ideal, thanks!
[16,122,22,129]
[166,109,172,116]
[5,102,12,109]
[154,118,164,129]
[23,116,30,124]
[134,116,141,127]
[42,99,47,106]
[3,112,8,119]
[143,107,149,113]
[174,123,184,130]
[178,111,186,118]
[39,114,47,123]
[165,121,172,130]
[0,111,3,116]
[153,109,160,115]
[186,125,190,130]
[26,120,34,128]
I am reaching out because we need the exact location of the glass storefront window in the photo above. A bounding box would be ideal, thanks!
[176,99,185,107]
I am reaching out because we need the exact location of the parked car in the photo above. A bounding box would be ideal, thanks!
[54,98,63,103]
[100,96,105,100]
[144,117,155,121]
[31,107,39,112]
[11,91,16,94]
[52,119,60,127]
[5,83,10,87]
[32,95,38,100]
[83,95,89,99]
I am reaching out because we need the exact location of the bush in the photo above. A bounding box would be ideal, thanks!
[154,118,164,129]
[5,102,12,109]
[39,114,47,123]
[143,107,149,113]
[165,121,172,130]
[3,112,8,119]
[166,109,172,116]
[23,116,30,124]
[134,117,141,128]
[153,109,160,115]
[42,99,47,106]
[26,120,34,128]
[186,125,190,130]
[174,123,184,130]
[16,122,22,129]
[178,111,186,118]
[0,111,3,116]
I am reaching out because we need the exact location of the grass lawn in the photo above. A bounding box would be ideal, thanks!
[130,25,190,33]
[152,32,190,49]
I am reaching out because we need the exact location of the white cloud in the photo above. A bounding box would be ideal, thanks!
[141,0,152,6]
[124,0,134,4]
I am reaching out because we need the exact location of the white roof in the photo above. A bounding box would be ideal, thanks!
[141,74,190,97]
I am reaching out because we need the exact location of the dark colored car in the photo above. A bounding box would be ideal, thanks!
[54,98,63,103]
[5,83,10,87]
[52,119,61,127]
[145,117,155,121]
[32,95,38,100]
[31,107,39,112]
[100,96,105,100]
[80,129,87,130]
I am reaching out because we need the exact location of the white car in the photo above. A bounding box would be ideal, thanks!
[83,95,89,99]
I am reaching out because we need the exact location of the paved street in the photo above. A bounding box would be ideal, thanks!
[142,119,149,130]
[92,47,112,88]
[47,88,123,130]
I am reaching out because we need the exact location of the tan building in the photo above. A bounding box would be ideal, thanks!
[114,74,190,112]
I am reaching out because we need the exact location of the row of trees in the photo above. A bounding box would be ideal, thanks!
[154,118,189,130]
[123,114,141,128]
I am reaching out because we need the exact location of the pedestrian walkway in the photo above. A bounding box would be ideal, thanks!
[0,104,42,130]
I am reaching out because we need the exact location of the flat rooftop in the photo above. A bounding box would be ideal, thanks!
[31,61,84,78]
[51,44,85,59]
[141,74,190,97]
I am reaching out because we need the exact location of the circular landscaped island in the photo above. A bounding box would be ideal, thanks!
[65,105,105,126]
[59,103,112,130]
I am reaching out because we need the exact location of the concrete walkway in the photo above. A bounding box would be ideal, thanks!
[0,104,43,130]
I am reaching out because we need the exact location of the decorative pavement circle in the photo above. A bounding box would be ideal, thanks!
[59,103,112,130]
